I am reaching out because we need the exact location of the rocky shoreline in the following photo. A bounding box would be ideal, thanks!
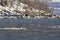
[0,0,58,19]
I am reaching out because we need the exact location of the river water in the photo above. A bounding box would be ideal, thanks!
[0,18,60,40]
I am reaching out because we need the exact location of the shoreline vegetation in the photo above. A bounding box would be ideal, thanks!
[0,0,60,19]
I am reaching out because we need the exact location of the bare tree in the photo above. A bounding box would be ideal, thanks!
[1,0,8,6]
[18,0,52,13]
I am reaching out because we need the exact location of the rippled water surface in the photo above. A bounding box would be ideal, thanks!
[0,18,60,40]
[0,29,60,40]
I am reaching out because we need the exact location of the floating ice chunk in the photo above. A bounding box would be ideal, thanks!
[0,27,26,30]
